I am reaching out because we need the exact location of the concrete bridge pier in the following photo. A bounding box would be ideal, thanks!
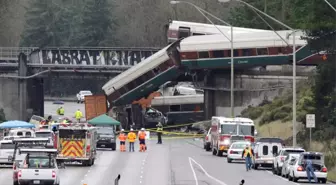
[202,70,292,118]
[0,53,44,121]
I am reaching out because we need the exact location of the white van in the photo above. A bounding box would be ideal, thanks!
[252,141,283,169]
[8,128,35,138]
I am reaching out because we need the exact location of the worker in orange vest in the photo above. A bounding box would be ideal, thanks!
[118,129,127,152]
[138,128,147,152]
[127,129,136,152]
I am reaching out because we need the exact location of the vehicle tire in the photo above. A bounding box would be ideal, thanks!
[216,150,223,157]
[227,158,232,163]
[320,178,327,184]
[288,174,292,181]
[205,143,211,151]
[292,172,298,182]
[13,181,18,185]
[277,164,281,175]
[212,148,216,156]
[272,165,276,174]
[253,164,259,170]
[111,143,116,151]
[88,159,93,166]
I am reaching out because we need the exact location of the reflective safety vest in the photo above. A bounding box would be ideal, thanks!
[119,133,127,141]
[243,148,252,157]
[59,108,64,115]
[157,127,163,132]
[75,111,82,119]
[139,132,146,139]
[127,132,136,142]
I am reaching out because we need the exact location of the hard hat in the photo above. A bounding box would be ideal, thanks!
[141,128,145,131]
[130,128,134,131]
[121,129,125,132]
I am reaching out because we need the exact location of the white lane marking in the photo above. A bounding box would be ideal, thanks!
[188,157,199,185]
[189,157,228,185]
[266,170,300,185]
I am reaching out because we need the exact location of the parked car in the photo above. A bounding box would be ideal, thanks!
[287,152,328,183]
[227,141,251,163]
[273,147,305,175]
[281,153,301,178]
[76,90,92,103]
[252,141,283,169]
[203,128,212,151]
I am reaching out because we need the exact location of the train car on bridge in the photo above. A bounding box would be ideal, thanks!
[178,30,320,69]
[166,20,271,44]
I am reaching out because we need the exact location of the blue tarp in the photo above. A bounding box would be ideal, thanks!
[0,120,36,129]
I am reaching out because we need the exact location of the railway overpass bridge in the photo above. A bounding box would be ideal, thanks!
[0,47,315,121]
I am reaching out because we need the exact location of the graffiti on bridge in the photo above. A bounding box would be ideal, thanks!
[32,49,159,66]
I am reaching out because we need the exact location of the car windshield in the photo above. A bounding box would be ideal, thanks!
[35,132,52,138]
[27,156,55,168]
[0,143,15,149]
[220,124,237,135]
[97,127,114,135]
[238,124,254,136]
[231,143,249,149]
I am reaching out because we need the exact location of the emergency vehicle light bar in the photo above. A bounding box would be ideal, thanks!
[19,148,58,154]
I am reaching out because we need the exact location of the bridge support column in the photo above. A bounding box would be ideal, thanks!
[18,53,28,121]
[204,71,215,120]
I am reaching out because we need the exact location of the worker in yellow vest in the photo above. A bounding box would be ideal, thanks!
[241,144,254,171]
[74,109,83,123]
[56,107,64,115]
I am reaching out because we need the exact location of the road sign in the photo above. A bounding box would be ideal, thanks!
[306,114,315,128]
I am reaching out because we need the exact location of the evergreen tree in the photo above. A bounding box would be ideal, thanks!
[72,0,117,47]
[228,0,291,30]
[20,0,62,47]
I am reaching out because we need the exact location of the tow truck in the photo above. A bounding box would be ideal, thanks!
[56,123,98,166]
[12,138,59,185]
[16,148,63,185]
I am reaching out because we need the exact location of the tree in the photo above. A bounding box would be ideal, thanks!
[71,0,118,47]
[0,108,6,123]
[20,0,64,47]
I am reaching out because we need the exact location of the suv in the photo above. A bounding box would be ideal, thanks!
[76,90,92,103]
[0,140,15,165]
[203,128,212,151]
[96,127,116,150]
[273,147,305,175]
[252,141,283,169]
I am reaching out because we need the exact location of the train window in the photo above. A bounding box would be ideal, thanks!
[143,71,155,80]
[118,87,127,95]
[153,67,161,74]
[234,49,239,57]
[192,33,205,36]
[198,51,209,58]
[242,49,251,56]
[225,50,231,57]
[178,27,191,39]
[277,47,285,54]
[257,48,268,55]
[159,62,169,71]
[125,81,136,91]
[135,77,143,85]
[213,50,224,58]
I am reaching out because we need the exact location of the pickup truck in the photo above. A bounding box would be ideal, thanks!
[16,148,63,185]
[77,90,92,103]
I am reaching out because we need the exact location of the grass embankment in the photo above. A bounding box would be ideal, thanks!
[241,82,336,181]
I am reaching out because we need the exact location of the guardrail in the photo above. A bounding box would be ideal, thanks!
[0,47,37,61]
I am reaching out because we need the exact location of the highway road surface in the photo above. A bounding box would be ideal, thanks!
[1,139,335,185]
[0,102,335,185]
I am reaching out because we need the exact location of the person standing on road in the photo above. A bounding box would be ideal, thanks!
[241,144,254,171]
[305,159,318,183]
[57,107,64,116]
[127,129,136,152]
[139,128,147,152]
[118,129,127,152]
[74,109,82,123]
[156,122,163,144]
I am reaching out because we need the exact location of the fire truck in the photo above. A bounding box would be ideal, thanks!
[211,117,255,157]
[56,123,98,166]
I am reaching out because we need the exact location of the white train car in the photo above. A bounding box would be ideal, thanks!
[178,30,313,69]
[167,20,272,43]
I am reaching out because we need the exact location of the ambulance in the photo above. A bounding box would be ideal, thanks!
[210,117,255,157]
[56,123,98,166]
